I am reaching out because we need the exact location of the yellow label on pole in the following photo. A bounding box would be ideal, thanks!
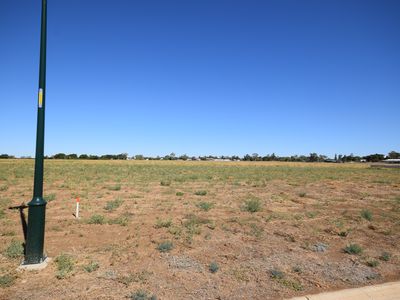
[38,88,43,108]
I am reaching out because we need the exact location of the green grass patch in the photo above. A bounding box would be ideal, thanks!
[83,261,99,273]
[155,218,172,228]
[55,253,74,279]
[87,214,106,224]
[4,240,24,259]
[361,209,373,221]
[194,190,207,196]
[196,201,214,211]
[344,243,363,255]
[104,197,124,211]
[242,196,262,213]
[157,241,173,252]
[0,274,15,288]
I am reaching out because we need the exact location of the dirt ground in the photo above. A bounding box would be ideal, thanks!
[1,160,399,299]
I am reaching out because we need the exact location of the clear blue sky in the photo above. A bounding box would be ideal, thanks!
[1,0,399,158]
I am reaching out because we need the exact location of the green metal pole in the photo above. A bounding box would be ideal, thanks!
[24,0,47,265]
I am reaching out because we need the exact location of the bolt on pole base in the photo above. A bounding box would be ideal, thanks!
[18,257,51,272]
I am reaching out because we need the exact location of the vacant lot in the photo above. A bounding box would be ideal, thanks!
[0,160,399,299]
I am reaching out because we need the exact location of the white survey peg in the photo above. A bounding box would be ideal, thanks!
[76,197,80,219]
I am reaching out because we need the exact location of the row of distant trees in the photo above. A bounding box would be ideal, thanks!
[1,151,399,162]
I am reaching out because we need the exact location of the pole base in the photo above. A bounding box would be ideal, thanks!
[17,257,51,271]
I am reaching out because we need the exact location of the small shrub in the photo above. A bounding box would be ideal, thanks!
[108,184,121,191]
[0,209,5,219]
[104,198,123,211]
[361,209,373,221]
[380,252,391,262]
[344,243,363,255]
[4,240,24,259]
[128,290,157,300]
[366,259,379,268]
[155,218,172,228]
[0,185,8,191]
[338,230,349,237]
[45,193,56,202]
[160,181,171,186]
[157,241,173,253]
[305,211,317,218]
[87,214,106,224]
[196,201,213,211]
[194,190,207,196]
[270,269,285,279]
[55,253,74,279]
[83,261,99,273]
[209,262,219,273]
[298,192,306,197]
[176,191,184,196]
[243,197,262,213]
[293,266,302,273]
[108,216,129,226]
[0,274,15,288]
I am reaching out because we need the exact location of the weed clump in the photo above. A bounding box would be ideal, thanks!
[88,214,106,224]
[242,197,262,213]
[83,261,99,273]
[55,253,74,279]
[380,252,391,261]
[209,262,219,273]
[157,241,173,253]
[4,240,24,259]
[160,181,171,186]
[108,184,121,191]
[194,190,207,196]
[196,201,214,211]
[155,218,172,228]
[0,274,15,288]
[361,209,373,221]
[128,290,157,300]
[45,193,56,202]
[366,259,379,268]
[176,192,184,196]
[104,198,123,211]
[344,243,363,255]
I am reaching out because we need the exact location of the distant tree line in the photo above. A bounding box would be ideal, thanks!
[1,151,399,162]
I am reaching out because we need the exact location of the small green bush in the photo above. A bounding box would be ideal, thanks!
[83,261,99,273]
[104,198,123,211]
[344,243,363,255]
[366,259,379,268]
[380,252,391,261]
[155,218,172,228]
[160,181,171,186]
[4,240,24,259]
[108,216,129,226]
[108,184,121,191]
[361,209,373,221]
[45,193,56,202]
[209,262,219,273]
[270,269,285,279]
[194,190,207,196]
[176,192,184,196]
[0,274,15,288]
[298,192,306,197]
[55,253,74,279]
[87,214,106,224]
[196,201,214,211]
[157,241,173,253]
[128,290,157,300]
[243,197,262,213]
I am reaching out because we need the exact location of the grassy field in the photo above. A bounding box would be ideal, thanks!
[1,159,400,299]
